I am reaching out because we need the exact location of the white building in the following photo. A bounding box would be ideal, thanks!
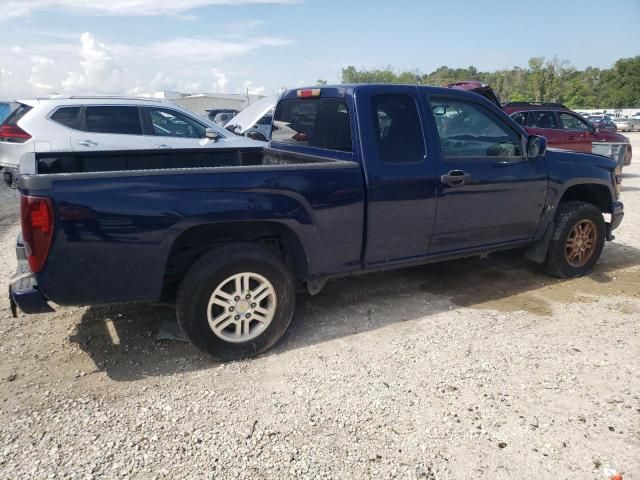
[144,91,264,117]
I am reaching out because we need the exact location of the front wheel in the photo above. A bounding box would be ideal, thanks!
[177,244,295,360]
[543,201,605,278]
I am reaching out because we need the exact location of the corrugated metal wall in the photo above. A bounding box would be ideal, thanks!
[171,94,264,116]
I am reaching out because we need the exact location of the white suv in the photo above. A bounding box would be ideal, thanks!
[0,96,262,173]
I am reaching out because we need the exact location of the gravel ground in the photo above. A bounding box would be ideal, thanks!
[1,136,639,480]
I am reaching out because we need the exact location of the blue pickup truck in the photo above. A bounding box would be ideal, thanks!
[10,85,624,359]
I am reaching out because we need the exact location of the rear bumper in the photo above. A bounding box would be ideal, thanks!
[8,235,54,317]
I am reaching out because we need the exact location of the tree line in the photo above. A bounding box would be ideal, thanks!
[332,56,640,109]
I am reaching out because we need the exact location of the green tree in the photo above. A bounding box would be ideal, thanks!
[340,56,640,107]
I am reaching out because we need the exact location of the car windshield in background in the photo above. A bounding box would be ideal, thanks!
[272,98,352,152]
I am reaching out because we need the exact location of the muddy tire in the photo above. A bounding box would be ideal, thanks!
[176,244,295,360]
[543,201,605,279]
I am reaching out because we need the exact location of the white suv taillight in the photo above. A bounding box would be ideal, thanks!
[0,125,32,143]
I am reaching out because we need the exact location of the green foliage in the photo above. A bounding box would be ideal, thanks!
[340,56,640,107]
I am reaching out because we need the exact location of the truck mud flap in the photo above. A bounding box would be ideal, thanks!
[524,221,555,264]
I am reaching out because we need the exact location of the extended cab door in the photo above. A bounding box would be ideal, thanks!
[71,106,152,151]
[425,94,548,253]
[356,86,438,266]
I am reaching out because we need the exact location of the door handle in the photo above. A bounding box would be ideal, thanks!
[77,140,98,147]
[154,144,172,149]
[568,136,575,140]
[441,170,471,186]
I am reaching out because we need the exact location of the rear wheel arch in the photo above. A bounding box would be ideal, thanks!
[161,221,308,302]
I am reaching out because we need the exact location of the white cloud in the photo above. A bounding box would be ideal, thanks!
[28,55,56,91]
[120,36,291,62]
[0,68,21,99]
[243,81,265,95]
[0,31,289,98]
[212,68,229,92]
[4,0,298,19]
[61,32,123,93]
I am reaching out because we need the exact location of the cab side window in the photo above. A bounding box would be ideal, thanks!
[431,97,522,158]
[527,111,559,129]
[558,112,592,131]
[371,94,425,163]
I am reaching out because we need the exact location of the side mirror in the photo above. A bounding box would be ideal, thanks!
[205,128,222,142]
[527,135,547,157]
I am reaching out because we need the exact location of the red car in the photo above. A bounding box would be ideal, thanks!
[503,103,631,165]
[446,81,632,166]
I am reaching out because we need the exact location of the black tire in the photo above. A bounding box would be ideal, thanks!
[176,243,295,360]
[543,201,605,278]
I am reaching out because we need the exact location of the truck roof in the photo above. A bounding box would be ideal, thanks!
[281,84,477,100]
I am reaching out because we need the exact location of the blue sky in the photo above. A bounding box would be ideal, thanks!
[1,0,639,98]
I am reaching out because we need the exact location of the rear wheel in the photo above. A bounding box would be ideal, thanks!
[543,201,605,278]
[177,244,295,360]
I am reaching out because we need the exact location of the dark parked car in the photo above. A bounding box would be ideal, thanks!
[206,109,239,123]
[10,85,624,360]
[586,115,617,132]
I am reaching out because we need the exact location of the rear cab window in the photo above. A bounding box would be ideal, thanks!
[272,97,352,152]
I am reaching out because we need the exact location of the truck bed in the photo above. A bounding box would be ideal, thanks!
[17,146,364,306]
[35,146,335,174]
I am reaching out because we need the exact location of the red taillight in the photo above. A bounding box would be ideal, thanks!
[0,125,31,143]
[21,195,54,273]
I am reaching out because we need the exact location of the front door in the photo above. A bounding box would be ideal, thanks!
[556,111,595,153]
[357,86,439,266]
[426,95,548,253]
[142,106,214,149]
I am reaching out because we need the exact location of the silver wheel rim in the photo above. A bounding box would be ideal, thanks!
[207,272,277,343]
